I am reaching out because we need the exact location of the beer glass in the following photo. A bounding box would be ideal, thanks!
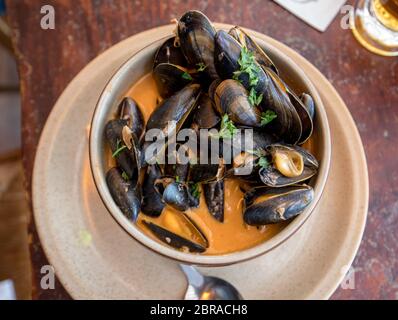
[351,0,398,56]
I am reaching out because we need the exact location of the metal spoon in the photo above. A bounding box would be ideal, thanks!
[180,264,244,300]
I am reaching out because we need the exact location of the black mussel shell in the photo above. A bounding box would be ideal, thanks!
[229,26,279,74]
[146,84,201,136]
[117,97,145,141]
[177,10,218,80]
[153,63,192,99]
[261,68,303,144]
[287,89,313,145]
[105,119,138,179]
[153,37,188,68]
[142,209,208,253]
[214,79,262,127]
[243,185,314,225]
[203,179,225,222]
[141,165,165,217]
[155,178,192,212]
[106,167,141,222]
[193,94,220,129]
[259,144,318,187]
[300,93,315,120]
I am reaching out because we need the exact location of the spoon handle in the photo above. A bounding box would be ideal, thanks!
[179,264,204,288]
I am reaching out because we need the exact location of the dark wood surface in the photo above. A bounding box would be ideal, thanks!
[6,0,398,300]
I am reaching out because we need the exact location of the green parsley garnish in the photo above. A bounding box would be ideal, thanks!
[261,110,277,126]
[121,171,129,181]
[196,63,207,72]
[213,114,237,139]
[233,46,261,87]
[112,139,127,158]
[258,157,269,169]
[248,87,263,107]
[182,72,192,80]
[190,183,201,200]
[233,46,264,107]
[247,148,266,158]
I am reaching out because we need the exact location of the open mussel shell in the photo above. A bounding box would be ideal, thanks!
[153,37,188,68]
[243,185,314,225]
[261,68,303,144]
[146,84,201,136]
[287,88,313,145]
[153,63,192,99]
[259,144,318,187]
[105,119,138,179]
[300,93,315,120]
[208,78,222,101]
[214,79,262,127]
[226,151,261,183]
[203,179,225,222]
[106,167,141,222]
[192,94,220,129]
[141,165,165,217]
[177,10,218,80]
[142,209,208,253]
[117,97,145,141]
[228,26,279,74]
[214,31,269,95]
[214,30,242,80]
[214,32,302,143]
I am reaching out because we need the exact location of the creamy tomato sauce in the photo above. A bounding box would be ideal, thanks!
[127,74,287,255]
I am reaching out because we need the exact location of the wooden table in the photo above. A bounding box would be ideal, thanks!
[6,0,397,300]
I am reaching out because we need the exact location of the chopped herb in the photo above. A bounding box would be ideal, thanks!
[196,63,207,72]
[112,139,127,158]
[121,171,129,181]
[248,87,263,107]
[258,157,269,169]
[233,46,261,87]
[212,114,237,139]
[261,110,277,126]
[182,72,192,80]
[247,148,266,158]
[190,183,201,199]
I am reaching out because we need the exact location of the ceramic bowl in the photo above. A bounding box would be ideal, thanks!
[89,31,331,266]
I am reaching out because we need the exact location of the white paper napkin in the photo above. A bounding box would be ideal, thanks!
[0,280,16,300]
[273,0,347,32]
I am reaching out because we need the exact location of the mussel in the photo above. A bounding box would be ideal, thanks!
[118,97,145,141]
[142,209,208,253]
[286,88,313,144]
[214,31,302,143]
[243,185,314,225]
[300,93,315,120]
[261,68,303,145]
[146,84,201,136]
[259,144,318,187]
[106,167,141,222]
[105,119,138,179]
[141,165,165,217]
[192,94,220,129]
[203,180,225,222]
[229,26,279,74]
[153,37,188,68]
[153,63,193,99]
[214,79,262,127]
[177,10,218,80]
[155,177,198,212]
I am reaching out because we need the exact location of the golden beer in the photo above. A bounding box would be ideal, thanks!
[351,0,398,56]
[373,0,398,31]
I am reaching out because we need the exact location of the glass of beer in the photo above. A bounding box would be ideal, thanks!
[351,0,398,56]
